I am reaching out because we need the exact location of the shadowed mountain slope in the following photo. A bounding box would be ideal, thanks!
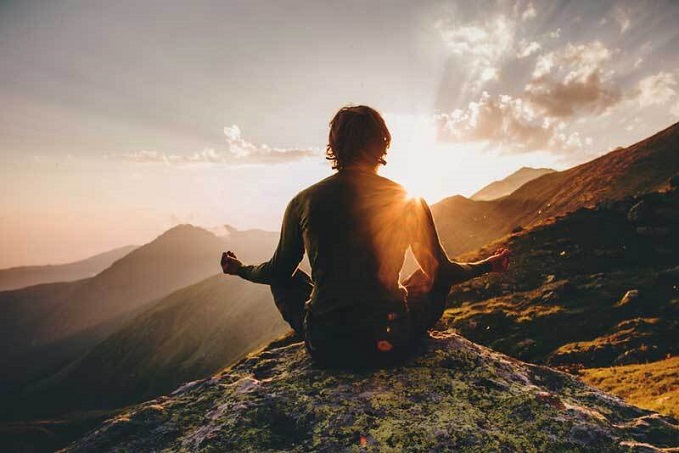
[71,331,679,451]
[0,225,223,385]
[0,245,138,292]
[433,121,679,257]
[0,225,279,395]
[471,167,555,201]
[6,275,289,421]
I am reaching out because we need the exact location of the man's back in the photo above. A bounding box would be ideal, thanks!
[297,169,412,319]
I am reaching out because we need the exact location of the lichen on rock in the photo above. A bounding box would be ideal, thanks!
[69,331,678,452]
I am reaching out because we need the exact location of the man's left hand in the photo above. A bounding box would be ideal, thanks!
[221,251,243,275]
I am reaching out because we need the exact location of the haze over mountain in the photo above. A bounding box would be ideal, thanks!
[432,122,679,258]
[6,275,288,421]
[0,225,278,395]
[0,245,138,292]
[470,167,556,201]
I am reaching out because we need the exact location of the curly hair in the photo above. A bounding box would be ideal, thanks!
[326,105,391,170]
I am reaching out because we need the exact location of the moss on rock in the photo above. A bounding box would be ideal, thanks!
[70,331,678,452]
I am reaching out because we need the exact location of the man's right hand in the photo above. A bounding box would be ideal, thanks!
[221,251,243,275]
[487,248,511,273]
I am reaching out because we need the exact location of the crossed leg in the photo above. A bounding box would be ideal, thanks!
[269,268,451,353]
[269,269,313,337]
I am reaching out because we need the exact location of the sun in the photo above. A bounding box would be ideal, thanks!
[380,113,441,200]
[399,173,428,202]
[380,112,565,203]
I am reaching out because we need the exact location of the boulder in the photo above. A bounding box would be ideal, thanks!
[70,331,679,452]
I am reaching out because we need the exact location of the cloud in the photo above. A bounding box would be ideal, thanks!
[526,72,621,118]
[436,92,585,153]
[613,6,631,33]
[517,40,541,58]
[521,3,537,21]
[632,71,677,107]
[433,38,624,155]
[672,100,679,117]
[437,16,513,61]
[436,14,516,88]
[531,41,613,80]
[120,125,319,165]
[525,41,621,117]
[221,125,319,163]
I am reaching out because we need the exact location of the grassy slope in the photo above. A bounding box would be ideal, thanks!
[439,189,678,416]
[443,190,678,367]
[579,357,679,419]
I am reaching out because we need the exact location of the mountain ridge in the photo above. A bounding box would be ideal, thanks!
[432,121,679,258]
[0,244,138,292]
[471,167,556,201]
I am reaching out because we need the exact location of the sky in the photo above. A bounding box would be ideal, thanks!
[1,0,678,268]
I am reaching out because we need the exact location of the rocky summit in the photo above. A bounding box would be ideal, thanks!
[70,331,678,452]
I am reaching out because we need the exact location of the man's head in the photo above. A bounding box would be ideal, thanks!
[326,105,391,170]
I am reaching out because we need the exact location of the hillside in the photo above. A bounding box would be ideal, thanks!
[433,121,679,257]
[0,225,223,393]
[443,187,678,367]
[0,245,138,292]
[437,186,678,418]
[6,275,289,421]
[70,331,679,451]
[471,167,555,201]
[580,357,679,419]
[0,225,278,397]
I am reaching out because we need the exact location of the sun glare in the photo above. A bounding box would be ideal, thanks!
[381,113,440,200]
[381,112,565,203]
[381,113,486,202]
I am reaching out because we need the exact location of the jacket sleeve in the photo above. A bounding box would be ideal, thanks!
[237,197,305,284]
[409,197,491,286]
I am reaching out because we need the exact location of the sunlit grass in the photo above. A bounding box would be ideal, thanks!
[579,357,679,419]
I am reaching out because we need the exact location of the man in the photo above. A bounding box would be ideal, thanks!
[222,105,510,369]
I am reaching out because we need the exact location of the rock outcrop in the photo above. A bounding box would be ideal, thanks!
[70,331,678,451]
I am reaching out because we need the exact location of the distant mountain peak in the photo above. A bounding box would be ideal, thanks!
[471,167,556,201]
[162,223,212,234]
[224,224,239,234]
[516,166,554,174]
[155,224,217,242]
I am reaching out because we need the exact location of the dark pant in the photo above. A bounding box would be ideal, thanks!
[270,269,451,369]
